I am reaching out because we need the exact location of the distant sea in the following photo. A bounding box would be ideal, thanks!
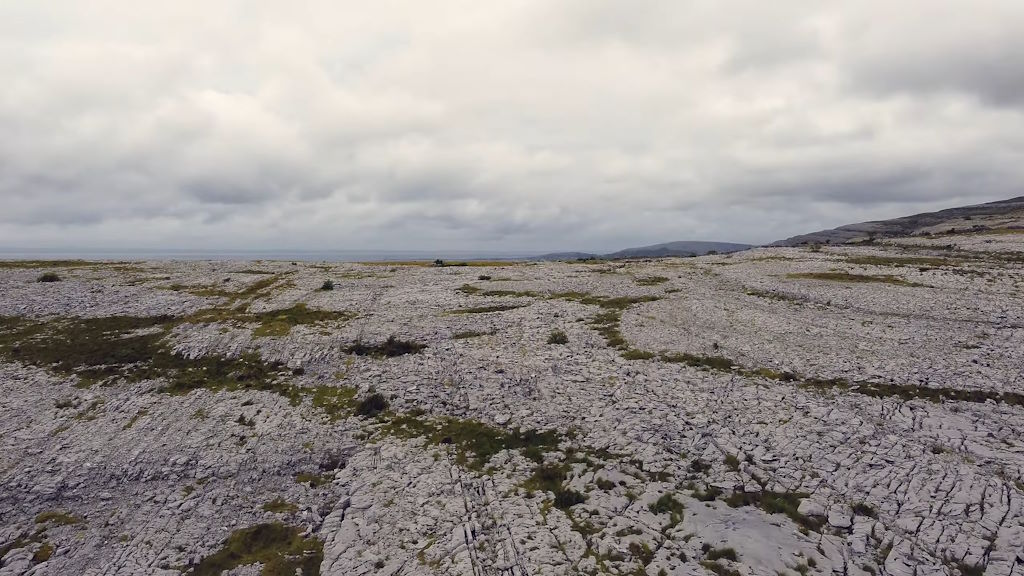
[0,248,533,262]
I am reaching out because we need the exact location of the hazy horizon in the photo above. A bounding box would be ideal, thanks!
[2,2,1023,252]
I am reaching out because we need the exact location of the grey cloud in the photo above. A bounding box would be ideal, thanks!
[0,1,1022,251]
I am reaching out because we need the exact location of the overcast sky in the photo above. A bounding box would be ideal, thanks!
[1,1,1022,253]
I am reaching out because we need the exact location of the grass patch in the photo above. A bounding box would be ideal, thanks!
[648,493,685,527]
[659,352,734,371]
[451,330,492,340]
[852,502,877,518]
[345,336,425,358]
[635,276,669,286]
[32,542,54,563]
[724,491,823,532]
[622,349,656,360]
[547,330,568,345]
[186,522,322,576]
[262,498,299,513]
[310,386,357,421]
[295,473,332,487]
[449,304,527,314]
[706,547,738,562]
[800,378,1024,407]
[35,511,82,526]
[786,272,925,287]
[122,409,148,430]
[381,412,562,471]
[36,272,61,283]
[701,560,741,576]
[354,393,389,417]
[523,463,586,509]
[251,304,354,337]
[320,280,334,291]
[845,255,959,268]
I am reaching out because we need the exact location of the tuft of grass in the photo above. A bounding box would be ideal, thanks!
[36,272,62,283]
[547,330,568,345]
[701,560,741,576]
[122,409,148,430]
[32,542,54,563]
[852,502,877,518]
[320,280,334,291]
[381,412,562,471]
[635,276,669,286]
[724,491,823,532]
[659,352,734,371]
[523,463,586,509]
[345,336,425,358]
[844,255,959,268]
[251,303,354,337]
[354,393,389,417]
[449,304,527,314]
[622,349,656,360]
[786,271,925,287]
[724,454,740,471]
[295,473,332,487]
[451,330,492,340]
[262,498,299,514]
[649,493,685,527]
[35,511,82,526]
[310,385,357,421]
[706,547,738,562]
[186,523,322,576]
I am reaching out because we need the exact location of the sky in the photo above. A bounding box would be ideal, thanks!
[1,1,1023,253]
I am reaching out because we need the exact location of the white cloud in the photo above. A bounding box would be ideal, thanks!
[1,0,1022,252]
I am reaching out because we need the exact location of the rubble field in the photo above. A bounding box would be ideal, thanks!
[1,234,1023,576]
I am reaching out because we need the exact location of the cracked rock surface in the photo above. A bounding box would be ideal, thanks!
[1,235,1023,576]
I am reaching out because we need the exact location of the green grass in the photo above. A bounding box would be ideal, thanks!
[449,304,527,314]
[786,272,925,287]
[635,276,669,286]
[295,473,332,487]
[354,393,389,417]
[547,330,568,345]
[706,547,738,562]
[262,498,299,513]
[310,386,357,421]
[648,493,685,527]
[186,523,322,576]
[724,491,823,531]
[380,412,562,471]
[852,502,877,518]
[36,272,61,282]
[344,336,425,357]
[844,255,959,268]
[250,303,355,337]
[701,560,741,576]
[659,352,734,371]
[34,511,82,526]
[451,330,492,339]
[523,463,586,509]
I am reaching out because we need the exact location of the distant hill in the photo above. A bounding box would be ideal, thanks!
[772,196,1024,246]
[533,240,752,261]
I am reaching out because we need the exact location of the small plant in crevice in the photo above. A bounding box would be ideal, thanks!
[354,392,389,417]
[547,330,568,345]
[320,280,334,291]
[345,336,425,358]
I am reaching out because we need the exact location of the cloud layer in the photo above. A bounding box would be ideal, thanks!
[2,1,1022,252]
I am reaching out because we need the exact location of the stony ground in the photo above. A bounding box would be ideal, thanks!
[1,233,1023,576]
